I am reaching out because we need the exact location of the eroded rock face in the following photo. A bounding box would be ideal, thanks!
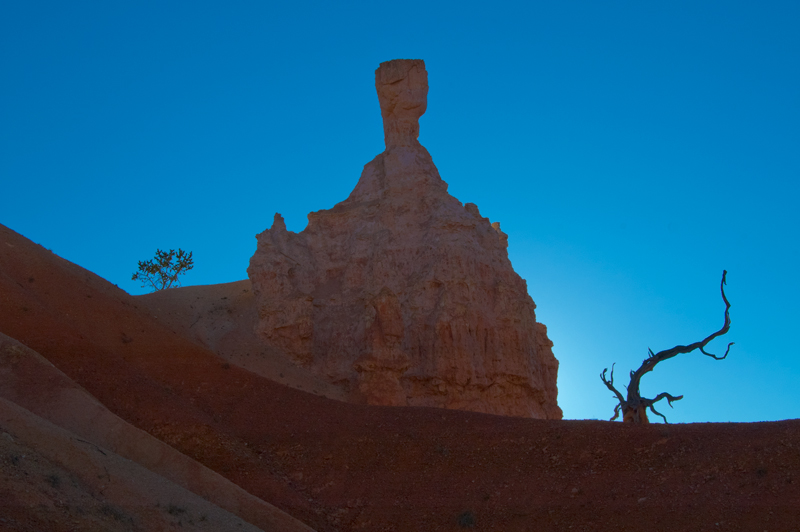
[247,59,561,419]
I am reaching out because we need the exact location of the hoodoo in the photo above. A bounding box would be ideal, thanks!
[248,59,561,418]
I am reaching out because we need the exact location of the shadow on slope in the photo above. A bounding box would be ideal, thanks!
[0,332,314,532]
[135,280,349,402]
[0,395,264,532]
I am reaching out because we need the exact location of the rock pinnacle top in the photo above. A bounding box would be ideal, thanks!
[376,59,428,148]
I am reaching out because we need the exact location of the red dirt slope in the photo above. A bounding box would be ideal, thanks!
[1,222,799,531]
[0,395,265,532]
[0,331,314,532]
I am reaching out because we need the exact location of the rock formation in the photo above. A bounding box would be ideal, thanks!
[247,59,561,419]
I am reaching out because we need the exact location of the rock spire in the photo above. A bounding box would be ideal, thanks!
[376,59,428,148]
[247,59,561,418]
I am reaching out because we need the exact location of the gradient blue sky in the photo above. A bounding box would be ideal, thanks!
[2,1,799,423]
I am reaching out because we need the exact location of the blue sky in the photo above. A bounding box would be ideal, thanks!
[2,1,798,423]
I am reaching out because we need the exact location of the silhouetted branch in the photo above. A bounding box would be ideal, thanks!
[643,392,684,423]
[600,271,733,423]
[600,364,626,403]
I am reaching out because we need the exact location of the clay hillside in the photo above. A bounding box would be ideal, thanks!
[1,60,799,531]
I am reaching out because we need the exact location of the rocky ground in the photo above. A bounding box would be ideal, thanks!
[1,222,799,531]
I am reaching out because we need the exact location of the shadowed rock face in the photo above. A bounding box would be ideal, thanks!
[247,59,561,419]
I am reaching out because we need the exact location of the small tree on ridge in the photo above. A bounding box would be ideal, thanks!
[132,248,194,292]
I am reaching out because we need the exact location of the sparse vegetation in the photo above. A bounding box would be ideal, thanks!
[100,503,131,523]
[45,473,60,488]
[132,248,194,292]
[601,271,734,423]
[457,511,476,528]
[167,504,187,516]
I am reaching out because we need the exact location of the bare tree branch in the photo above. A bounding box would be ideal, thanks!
[699,342,735,360]
[648,404,668,424]
[600,271,733,423]
[601,364,626,406]
[646,392,684,408]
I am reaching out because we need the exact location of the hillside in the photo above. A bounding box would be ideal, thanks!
[2,222,799,531]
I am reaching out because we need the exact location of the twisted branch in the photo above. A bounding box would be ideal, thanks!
[600,271,733,423]
[600,364,626,407]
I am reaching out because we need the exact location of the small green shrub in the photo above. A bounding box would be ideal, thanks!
[132,248,194,292]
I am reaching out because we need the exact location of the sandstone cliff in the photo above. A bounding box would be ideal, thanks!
[247,59,561,419]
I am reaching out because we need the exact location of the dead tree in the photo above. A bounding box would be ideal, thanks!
[600,270,734,423]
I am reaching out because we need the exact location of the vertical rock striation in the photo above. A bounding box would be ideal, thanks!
[247,59,561,418]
